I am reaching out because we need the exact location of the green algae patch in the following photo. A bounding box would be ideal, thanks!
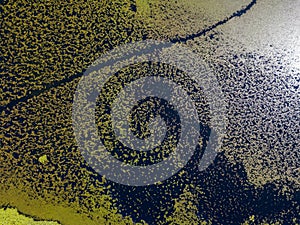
[0,208,60,225]
[0,179,147,225]
[162,185,211,225]
[136,0,151,17]
[38,155,48,164]
[0,0,148,224]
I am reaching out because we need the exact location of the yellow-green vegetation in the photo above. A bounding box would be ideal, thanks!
[38,155,48,164]
[0,0,149,224]
[0,208,60,225]
[0,177,147,225]
[136,0,151,18]
[0,77,148,224]
[0,0,145,105]
[162,185,211,225]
